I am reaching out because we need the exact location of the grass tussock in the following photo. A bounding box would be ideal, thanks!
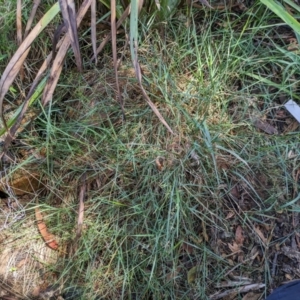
[1,2,300,300]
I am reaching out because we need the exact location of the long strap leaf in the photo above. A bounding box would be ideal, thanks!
[260,0,300,35]
[0,2,60,130]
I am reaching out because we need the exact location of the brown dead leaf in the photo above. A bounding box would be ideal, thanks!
[35,207,58,251]
[227,226,245,257]
[228,241,241,253]
[225,211,235,219]
[10,173,41,195]
[253,118,278,135]
[287,38,300,51]
[181,242,194,254]
[202,219,209,242]
[187,265,197,284]
[31,286,41,297]
[254,226,267,244]
[166,266,182,282]
[284,119,299,133]
[155,157,164,171]
[0,171,41,196]
[235,225,245,246]
[230,185,240,199]
[262,223,273,231]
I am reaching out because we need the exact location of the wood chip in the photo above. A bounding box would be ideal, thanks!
[253,118,278,135]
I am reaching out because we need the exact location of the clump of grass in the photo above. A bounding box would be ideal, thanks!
[1,2,300,299]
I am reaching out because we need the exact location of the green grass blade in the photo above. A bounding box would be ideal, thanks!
[130,0,139,67]
[260,0,300,34]
[283,0,300,13]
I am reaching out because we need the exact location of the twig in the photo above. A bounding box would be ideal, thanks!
[75,174,87,241]
[209,283,265,300]
[271,252,278,278]
[216,280,252,288]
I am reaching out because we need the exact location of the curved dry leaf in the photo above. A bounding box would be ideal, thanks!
[225,210,235,219]
[202,219,209,242]
[254,225,267,244]
[35,207,58,250]
[155,156,164,171]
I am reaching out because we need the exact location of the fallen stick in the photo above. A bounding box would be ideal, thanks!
[209,283,265,300]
